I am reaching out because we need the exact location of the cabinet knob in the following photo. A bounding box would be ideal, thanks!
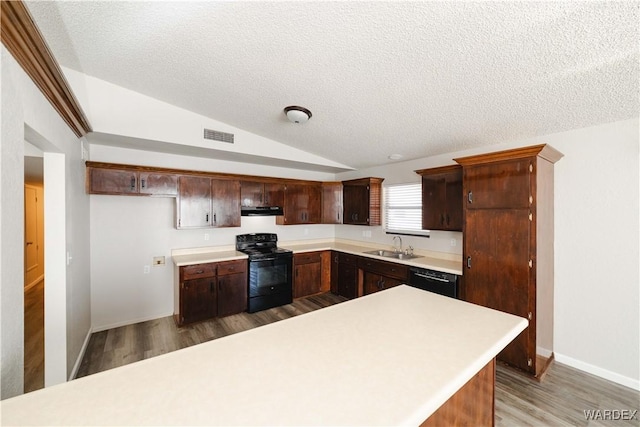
[468,191,473,203]
[141,179,146,189]
[196,270,204,274]
[130,177,136,190]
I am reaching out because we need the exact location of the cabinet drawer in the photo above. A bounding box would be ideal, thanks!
[338,253,359,266]
[358,258,408,281]
[217,259,247,276]
[181,264,216,281]
[294,251,322,265]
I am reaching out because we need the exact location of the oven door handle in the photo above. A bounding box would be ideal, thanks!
[253,257,278,262]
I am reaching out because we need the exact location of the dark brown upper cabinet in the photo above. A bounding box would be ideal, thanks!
[342,178,384,226]
[321,182,343,224]
[415,165,462,231]
[276,183,321,225]
[88,167,177,196]
[240,181,284,207]
[177,176,241,229]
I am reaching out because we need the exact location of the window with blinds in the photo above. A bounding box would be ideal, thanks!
[384,183,429,236]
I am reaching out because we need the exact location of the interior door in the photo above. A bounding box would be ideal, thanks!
[24,186,39,285]
[464,208,533,372]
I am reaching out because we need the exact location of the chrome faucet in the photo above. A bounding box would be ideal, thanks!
[392,235,403,253]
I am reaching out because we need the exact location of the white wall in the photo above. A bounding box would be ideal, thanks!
[0,47,92,397]
[64,68,351,172]
[336,118,639,390]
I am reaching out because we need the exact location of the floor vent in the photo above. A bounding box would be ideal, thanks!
[204,128,234,144]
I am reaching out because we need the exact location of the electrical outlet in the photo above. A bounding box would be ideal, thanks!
[153,256,165,266]
[450,239,457,247]
[143,265,150,274]
[204,233,209,241]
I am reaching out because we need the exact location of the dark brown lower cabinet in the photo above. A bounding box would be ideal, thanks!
[358,257,408,296]
[177,260,247,325]
[363,272,403,295]
[181,277,217,325]
[293,252,322,298]
[336,253,359,299]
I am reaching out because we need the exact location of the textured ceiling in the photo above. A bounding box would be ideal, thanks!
[26,1,639,170]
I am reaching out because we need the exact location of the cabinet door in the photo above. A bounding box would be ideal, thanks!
[177,176,211,228]
[420,167,462,231]
[444,174,463,230]
[139,172,178,196]
[337,261,358,299]
[240,181,264,207]
[330,251,339,294]
[422,175,446,230]
[211,179,241,227]
[264,183,285,207]
[294,261,322,298]
[464,159,532,209]
[322,182,343,224]
[181,277,217,324]
[90,168,138,194]
[281,184,321,224]
[464,209,533,372]
[217,272,247,317]
[363,272,403,295]
[343,184,369,225]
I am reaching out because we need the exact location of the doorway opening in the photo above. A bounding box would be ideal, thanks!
[24,155,44,393]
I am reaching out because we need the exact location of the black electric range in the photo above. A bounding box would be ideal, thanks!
[236,233,293,313]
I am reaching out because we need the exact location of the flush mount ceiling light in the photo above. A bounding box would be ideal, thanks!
[284,106,312,124]
[388,154,404,160]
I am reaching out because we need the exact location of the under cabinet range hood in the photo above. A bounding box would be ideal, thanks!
[241,206,284,216]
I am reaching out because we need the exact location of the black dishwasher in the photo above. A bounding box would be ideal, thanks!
[408,267,458,299]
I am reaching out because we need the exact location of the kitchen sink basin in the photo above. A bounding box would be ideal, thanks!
[363,250,422,260]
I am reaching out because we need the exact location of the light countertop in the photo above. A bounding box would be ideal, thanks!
[2,286,526,426]
[172,239,462,275]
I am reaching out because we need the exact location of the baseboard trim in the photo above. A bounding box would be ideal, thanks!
[554,352,640,391]
[69,328,92,381]
[92,311,174,333]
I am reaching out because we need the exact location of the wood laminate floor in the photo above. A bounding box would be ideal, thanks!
[77,292,639,426]
[24,279,45,393]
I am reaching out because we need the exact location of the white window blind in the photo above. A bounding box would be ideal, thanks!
[384,183,428,235]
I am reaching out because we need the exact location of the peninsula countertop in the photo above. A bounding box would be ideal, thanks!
[172,239,462,275]
[2,286,525,426]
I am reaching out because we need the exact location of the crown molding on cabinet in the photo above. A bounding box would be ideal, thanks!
[453,144,564,166]
[1,0,92,137]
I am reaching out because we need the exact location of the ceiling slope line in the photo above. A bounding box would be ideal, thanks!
[1,0,92,138]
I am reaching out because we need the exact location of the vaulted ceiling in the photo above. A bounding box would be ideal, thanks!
[25,1,639,170]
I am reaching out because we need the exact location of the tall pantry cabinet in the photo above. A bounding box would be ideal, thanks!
[454,144,563,378]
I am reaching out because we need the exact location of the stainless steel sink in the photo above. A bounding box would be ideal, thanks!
[395,253,422,260]
[363,250,422,260]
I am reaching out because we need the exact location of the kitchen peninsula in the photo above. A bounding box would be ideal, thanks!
[1,286,526,426]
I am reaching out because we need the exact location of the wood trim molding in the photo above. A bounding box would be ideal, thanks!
[1,0,92,137]
[414,164,462,176]
[454,144,564,166]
